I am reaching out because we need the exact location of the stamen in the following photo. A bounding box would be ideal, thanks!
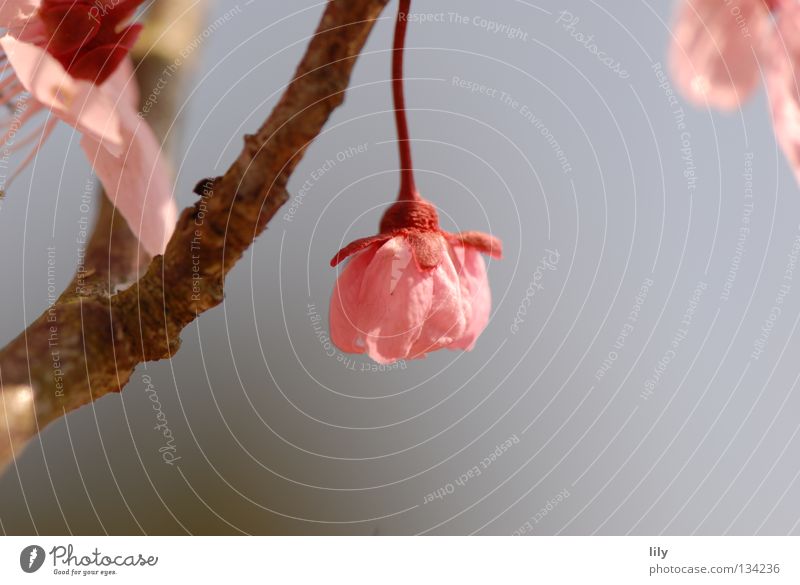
[0,103,43,148]
[0,116,57,196]
[0,75,21,94]
[3,119,52,154]
[0,90,23,106]
[0,86,26,111]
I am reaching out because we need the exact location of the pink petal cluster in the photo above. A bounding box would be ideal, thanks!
[670,0,800,183]
[1,0,176,255]
[329,199,501,364]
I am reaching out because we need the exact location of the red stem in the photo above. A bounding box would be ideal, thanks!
[393,0,418,201]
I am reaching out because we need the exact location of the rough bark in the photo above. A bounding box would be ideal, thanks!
[0,0,389,471]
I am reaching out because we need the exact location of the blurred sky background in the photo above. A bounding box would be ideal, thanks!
[2,0,800,535]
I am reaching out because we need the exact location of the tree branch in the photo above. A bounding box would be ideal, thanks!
[0,0,389,471]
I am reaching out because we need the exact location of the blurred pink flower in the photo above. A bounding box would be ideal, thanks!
[329,199,501,365]
[670,0,800,186]
[766,2,800,185]
[669,0,775,110]
[1,0,176,255]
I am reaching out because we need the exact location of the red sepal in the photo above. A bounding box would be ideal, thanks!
[68,24,142,83]
[445,230,503,259]
[39,1,99,55]
[330,234,392,267]
[406,231,443,269]
[39,0,146,84]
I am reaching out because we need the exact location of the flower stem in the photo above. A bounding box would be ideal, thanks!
[393,0,419,201]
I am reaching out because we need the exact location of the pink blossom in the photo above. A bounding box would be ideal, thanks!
[670,0,800,186]
[669,0,773,110]
[329,199,501,364]
[1,0,176,255]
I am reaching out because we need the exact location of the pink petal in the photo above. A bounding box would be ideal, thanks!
[449,245,492,351]
[94,53,140,111]
[329,243,380,353]
[0,0,39,29]
[356,237,434,364]
[409,238,469,358]
[0,35,124,150]
[80,90,177,256]
[669,0,768,110]
[766,2,800,184]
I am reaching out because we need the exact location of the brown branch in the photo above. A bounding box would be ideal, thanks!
[0,0,389,471]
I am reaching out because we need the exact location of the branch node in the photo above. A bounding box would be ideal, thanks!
[193,177,221,197]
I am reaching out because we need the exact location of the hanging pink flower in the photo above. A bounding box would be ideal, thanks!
[330,198,501,364]
[1,0,176,255]
[328,0,502,364]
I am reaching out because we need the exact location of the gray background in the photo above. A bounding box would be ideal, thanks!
[1,0,800,535]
